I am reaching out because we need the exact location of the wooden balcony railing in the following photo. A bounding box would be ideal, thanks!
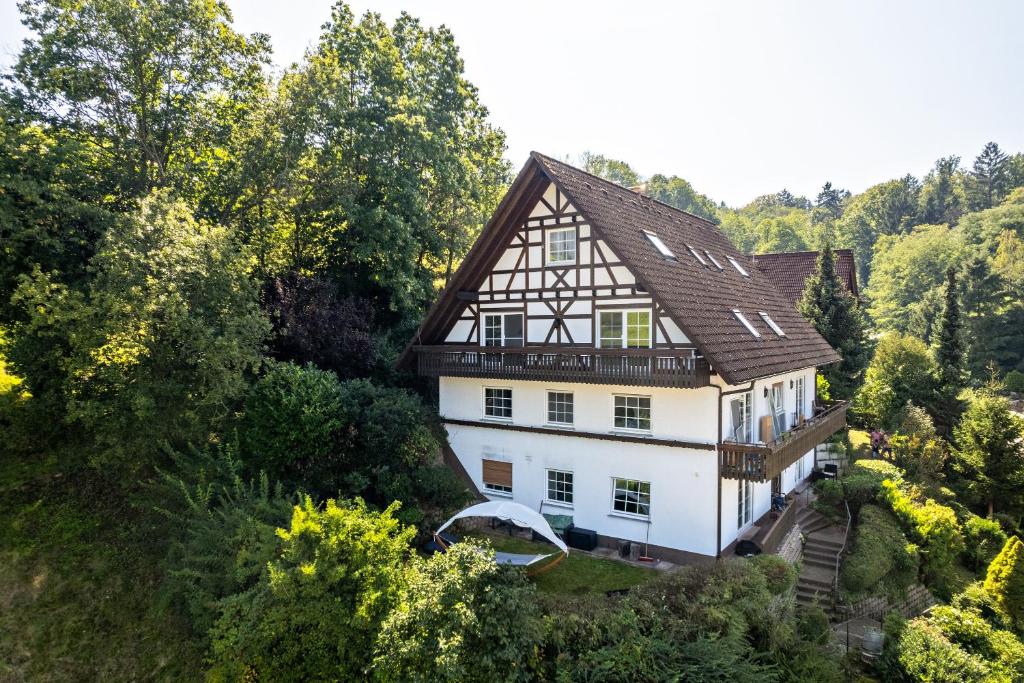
[413,345,712,389]
[720,401,848,482]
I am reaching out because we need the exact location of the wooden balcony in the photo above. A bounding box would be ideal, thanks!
[720,401,848,482]
[413,345,712,389]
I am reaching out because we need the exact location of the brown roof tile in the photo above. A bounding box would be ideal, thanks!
[398,153,841,384]
[531,153,840,384]
[752,250,859,306]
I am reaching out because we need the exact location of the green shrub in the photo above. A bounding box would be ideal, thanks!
[239,364,470,520]
[843,459,903,512]
[796,606,831,645]
[208,498,414,681]
[963,515,1009,573]
[879,480,965,598]
[895,619,992,682]
[841,505,918,599]
[985,536,1024,631]
[951,582,1009,628]
[239,361,346,479]
[155,442,295,639]
[814,478,844,508]
[373,543,541,683]
[750,553,797,595]
[929,605,1024,678]
[540,560,789,682]
[1004,370,1024,394]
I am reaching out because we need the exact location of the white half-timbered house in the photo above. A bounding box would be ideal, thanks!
[398,153,848,562]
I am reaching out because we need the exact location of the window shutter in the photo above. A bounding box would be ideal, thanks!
[482,459,512,488]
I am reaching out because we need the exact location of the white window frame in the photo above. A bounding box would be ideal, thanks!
[598,309,652,349]
[704,250,724,270]
[759,312,785,336]
[611,477,651,518]
[769,381,785,437]
[546,469,574,506]
[483,386,513,421]
[613,394,652,432]
[727,255,750,277]
[732,309,761,338]
[546,227,577,265]
[738,479,753,528]
[687,245,707,266]
[729,391,753,443]
[643,230,676,259]
[482,312,524,347]
[546,390,574,426]
[795,376,806,421]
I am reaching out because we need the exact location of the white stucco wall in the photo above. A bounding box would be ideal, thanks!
[445,422,721,557]
[439,377,719,443]
[440,371,820,556]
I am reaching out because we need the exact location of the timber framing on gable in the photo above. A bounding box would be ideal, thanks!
[398,153,841,384]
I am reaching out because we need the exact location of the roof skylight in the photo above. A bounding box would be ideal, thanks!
[704,251,724,270]
[643,231,676,259]
[686,245,707,266]
[727,256,750,277]
[759,312,785,336]
[732,309,761,338]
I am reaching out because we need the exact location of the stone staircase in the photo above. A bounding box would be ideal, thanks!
[794,505,846,617]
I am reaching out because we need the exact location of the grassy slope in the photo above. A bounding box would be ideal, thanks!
[0,452,204,682]
[466,531,656,595]
[0,341,203,681]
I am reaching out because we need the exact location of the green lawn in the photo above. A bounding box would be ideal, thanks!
[465,531,657,596]
[849,428,872,459]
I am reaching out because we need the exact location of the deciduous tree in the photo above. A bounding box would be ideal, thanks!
[7,193,269,467]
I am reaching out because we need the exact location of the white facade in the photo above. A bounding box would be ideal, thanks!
[439,365,817,557]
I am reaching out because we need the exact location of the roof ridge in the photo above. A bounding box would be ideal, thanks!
[530,151,718,231]
[754,248,854,257]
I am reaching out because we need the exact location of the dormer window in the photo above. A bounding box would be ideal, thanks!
[704,251,724,270]
[643,231,676,260]
[732,309,761,338]
[547,227,576,264]
[727,256,750,277]
[686,245,707,266]
[759,312,785,336]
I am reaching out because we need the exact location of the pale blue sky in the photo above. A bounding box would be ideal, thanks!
[2,0,1022,206]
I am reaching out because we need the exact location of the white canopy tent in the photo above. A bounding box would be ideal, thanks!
[435,500,569,567]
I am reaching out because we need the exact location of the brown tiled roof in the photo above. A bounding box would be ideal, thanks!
[398,153,840,384]
[752,250,859,306]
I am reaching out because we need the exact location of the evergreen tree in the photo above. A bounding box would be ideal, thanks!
[953,388,1024,517]
[798,244,871,400]
[985,536,1024,629]
[932,266,968,433]
[969,142,1010,210]
[813,181,847,222]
